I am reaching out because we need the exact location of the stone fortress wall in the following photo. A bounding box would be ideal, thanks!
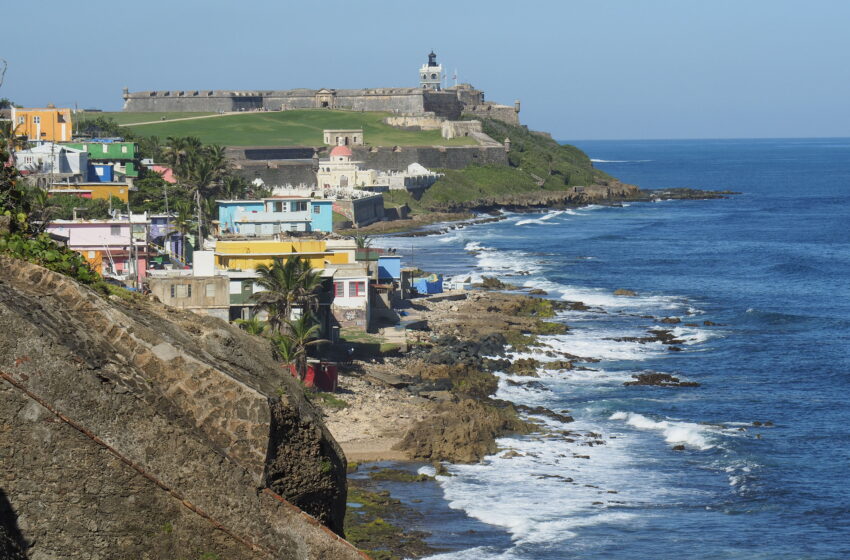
[122,84,520,126]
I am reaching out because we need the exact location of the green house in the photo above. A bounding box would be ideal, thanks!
[64,140,140,178]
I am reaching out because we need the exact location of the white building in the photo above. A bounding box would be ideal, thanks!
[15,143,88,179]
[419,51,443,91]
[316,146,441,193]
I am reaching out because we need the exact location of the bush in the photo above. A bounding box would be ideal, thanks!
[0,233,100,284]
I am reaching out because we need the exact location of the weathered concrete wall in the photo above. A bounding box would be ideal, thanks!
[355,145,508,171]
[0,257,365,559]
[442,120,482,139]
[464,103,520,125]
[423,90,463,120]
[227,145,507,187]
[232,161,318,188]
[333,195,385,227]
[382,113,444,130]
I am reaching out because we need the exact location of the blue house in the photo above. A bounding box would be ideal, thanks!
[217,197,334,235]
[378,255,402,282]
[88,163,114,182]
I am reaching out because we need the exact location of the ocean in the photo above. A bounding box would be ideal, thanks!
[374,138,850,559]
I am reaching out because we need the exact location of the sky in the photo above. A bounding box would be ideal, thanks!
[3,0,849,140]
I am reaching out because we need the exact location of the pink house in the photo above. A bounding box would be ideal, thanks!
[47,215,151,284]
[150,165,177,184]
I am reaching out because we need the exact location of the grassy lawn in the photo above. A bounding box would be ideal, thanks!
[78,111,215,125]
[115,110,477,147]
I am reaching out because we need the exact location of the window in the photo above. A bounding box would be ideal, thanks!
[349,281,365,297]
[17,116,24,125]
[313,205,321,214]
[273,201,284,212]
[293,201,307,212]
[431,73,437,79]
[333,282,344,298]
[172,284,191,298]
[205,283,216,297]
[121,146,128,153]
[110,225,121,236]
[33,116,40,124]
[102,144,109,153]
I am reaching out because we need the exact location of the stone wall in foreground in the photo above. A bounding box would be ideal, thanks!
[0,256,365,560]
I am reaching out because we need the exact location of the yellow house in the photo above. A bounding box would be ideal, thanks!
[11,106,73,142]
[214,240,352,272]
[49,182,131,203]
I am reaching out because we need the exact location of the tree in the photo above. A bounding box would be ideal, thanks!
[168,202,194,264]
[353,233,372,249]
[251,256,323,335]
[235,316,266,335]
[278,312,323,382]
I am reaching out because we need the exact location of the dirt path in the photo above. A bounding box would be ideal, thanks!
[120,112,241,127]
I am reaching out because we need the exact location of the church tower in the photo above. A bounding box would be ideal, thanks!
[419,51,443,91]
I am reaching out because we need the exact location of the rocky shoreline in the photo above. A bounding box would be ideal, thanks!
[316,285,719,557]
[351,186,738,238]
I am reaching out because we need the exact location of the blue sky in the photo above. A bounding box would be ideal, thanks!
[3,0,848,139]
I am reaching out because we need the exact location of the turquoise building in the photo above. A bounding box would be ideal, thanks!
[217,197,334,235]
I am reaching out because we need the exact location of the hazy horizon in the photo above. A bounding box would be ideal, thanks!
[4,0,848,140]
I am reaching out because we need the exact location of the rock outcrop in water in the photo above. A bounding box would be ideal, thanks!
[0,256,364,559]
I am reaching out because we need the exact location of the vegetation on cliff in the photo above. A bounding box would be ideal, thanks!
[383,118,622,213]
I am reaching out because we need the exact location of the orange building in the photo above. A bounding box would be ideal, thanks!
[49,182,132,203]
[11,106,73,142]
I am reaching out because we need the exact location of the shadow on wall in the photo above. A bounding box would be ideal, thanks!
[0,488,28,559]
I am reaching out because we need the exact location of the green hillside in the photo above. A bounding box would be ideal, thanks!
[384,118,613,212]
[112,110,477,147]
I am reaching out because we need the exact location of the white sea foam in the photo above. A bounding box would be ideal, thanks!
[590,159,653,163]
[608,411,716,450]
[515,210,566,227]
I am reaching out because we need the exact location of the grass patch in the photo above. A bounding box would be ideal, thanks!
[117,109,478,147]
[312,392,349,409]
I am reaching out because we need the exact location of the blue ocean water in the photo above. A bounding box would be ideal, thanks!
[377,138,850,559]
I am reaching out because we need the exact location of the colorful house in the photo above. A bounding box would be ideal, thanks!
[64,139,140,181]
[15,143,88,182]
[211,239,365,325]
[49,182,133,203]
[10,106,73,142]
[45,214,151,284]
[217,196,334,235]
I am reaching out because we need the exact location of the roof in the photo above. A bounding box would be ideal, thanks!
[329,145,353,158]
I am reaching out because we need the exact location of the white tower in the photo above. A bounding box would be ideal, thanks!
[419,51,443,91]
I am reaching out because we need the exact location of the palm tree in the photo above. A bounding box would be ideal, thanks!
[235,316,266,335]
[162,136,189,175]
[353,233,372,249]
[187,158,222,244]
[251,256,323,335]
[280,312,323,382]
[0,120,26,165]
[168,201,194,264]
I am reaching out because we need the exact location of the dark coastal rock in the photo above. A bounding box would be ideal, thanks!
[614,289,637,297]
[544,360,574,371]
[660,317,681,324]
[624,372,700,387]
[672,445,686,451]
[515,404,575,424]
[528,288,548,295]
[610,329,687,345]
[395,399,533,463]
[508,357,541,377]
[505,379,550,392]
